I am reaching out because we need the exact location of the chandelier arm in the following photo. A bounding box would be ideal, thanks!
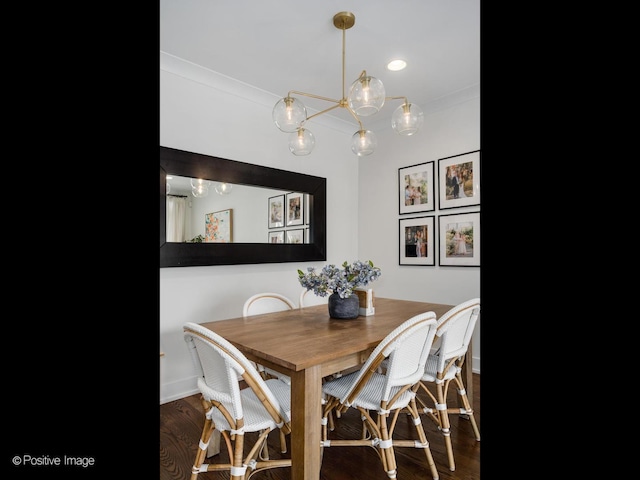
[288,90,342,105]
[343,106,364,130]
[305,103,344,123]
[386,96,409,104]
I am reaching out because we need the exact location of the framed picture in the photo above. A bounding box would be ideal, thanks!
[305,227,310,243]
[286,192,304,226]
[438,211,480,267]
[437,150,480,210]
[268,194,284,228]
[268,230,284,243]
[304,193,310,225]
[399,161,435,214]
[286,228,305,244]
[399,216,435,266]
[205,209,233,243]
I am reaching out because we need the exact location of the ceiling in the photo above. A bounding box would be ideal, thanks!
[160,0,480,132]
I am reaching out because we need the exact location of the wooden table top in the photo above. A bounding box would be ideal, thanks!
[200,297,453,372]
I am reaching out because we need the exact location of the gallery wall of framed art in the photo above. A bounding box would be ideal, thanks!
[398,150,480,267]
[268,192,310,243]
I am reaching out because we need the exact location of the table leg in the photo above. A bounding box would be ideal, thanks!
[290,365,322,480]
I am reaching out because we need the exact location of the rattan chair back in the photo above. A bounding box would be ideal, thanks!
[415,297,481,472]
[183,322,291,480]
[320,311,440,480]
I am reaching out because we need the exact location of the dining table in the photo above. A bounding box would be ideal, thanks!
[200,297,471,480]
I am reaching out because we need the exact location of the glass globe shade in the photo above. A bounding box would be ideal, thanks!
[190,178,211,189]
[191,185,209,198]
[391,102,424,136]
[288,128,315,156]
[214,182,233,195]
[273,96,307,133]
[351,130,377,156]
[348,75,385,116]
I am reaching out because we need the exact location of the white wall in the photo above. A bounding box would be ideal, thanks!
[358,94,481,374]
[160,54,480,404]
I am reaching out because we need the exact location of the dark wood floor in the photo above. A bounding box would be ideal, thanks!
[160,374,480,480]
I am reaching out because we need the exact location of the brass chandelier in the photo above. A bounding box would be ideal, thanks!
[272,11,424,156]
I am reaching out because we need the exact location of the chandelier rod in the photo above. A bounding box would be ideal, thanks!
[281,12,366,129]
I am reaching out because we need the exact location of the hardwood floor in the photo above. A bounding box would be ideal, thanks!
[160,374,480,480]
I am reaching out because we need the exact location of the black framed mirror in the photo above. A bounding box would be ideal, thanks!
[160,146,327,267]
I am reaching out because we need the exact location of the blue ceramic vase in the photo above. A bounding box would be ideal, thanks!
[328,293,359,319]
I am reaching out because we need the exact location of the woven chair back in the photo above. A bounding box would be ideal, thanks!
[243,293,296,316]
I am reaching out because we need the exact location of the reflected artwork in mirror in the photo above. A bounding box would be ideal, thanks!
[160,146,327,267]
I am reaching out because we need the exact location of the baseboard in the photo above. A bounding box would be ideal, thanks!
[472,354,480,374]
[160,376,199,404]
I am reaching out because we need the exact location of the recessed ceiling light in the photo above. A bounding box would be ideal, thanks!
[387,59,407,71]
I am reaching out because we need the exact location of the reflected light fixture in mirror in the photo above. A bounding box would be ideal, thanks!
[191,178,211,197]
[214,182,233,195]
[272,11,424,156]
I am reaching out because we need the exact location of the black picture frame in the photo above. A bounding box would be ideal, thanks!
[437,150,481,210]
[286,191,305,226]
[268,194,285,229]
[399,161,435,214]
[399,216,435,266]
[286,229,305,244]
[438,211,480,267]
[268,230,284,243]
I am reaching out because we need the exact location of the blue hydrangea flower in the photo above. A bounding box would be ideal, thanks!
[297,260,382,298]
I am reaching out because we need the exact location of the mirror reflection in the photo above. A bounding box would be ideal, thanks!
[166,174,311,244]
[160,146,326,267]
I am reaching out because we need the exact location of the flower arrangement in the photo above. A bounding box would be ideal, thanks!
[297,260,382,299]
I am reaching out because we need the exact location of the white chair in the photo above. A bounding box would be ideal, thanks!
[243,293,297,384]
[320,311,440,480]
[298,288,328,308]
[413,297,481,472]
[183,322,291,480]
[243,292,297,316]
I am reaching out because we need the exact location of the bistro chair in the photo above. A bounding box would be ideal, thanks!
[412,297,481,472]
[183,322,291,480]
[299,288,328,308]
[243,292,297,317]
[242,293,297,384]
[320,311,441,480]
